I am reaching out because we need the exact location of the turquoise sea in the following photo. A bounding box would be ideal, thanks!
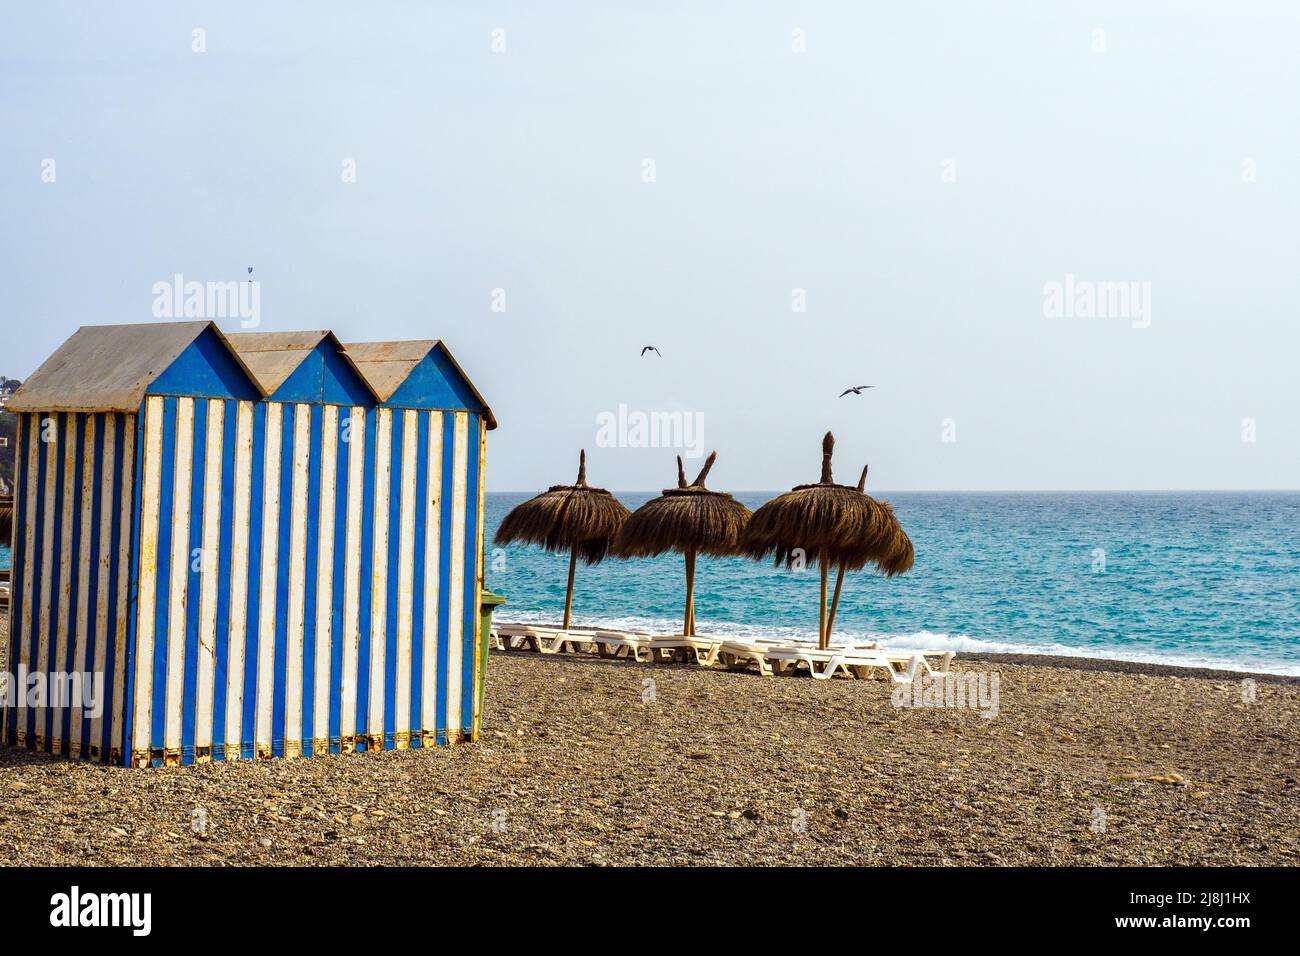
[4,493,1294,674]
[486,491,1300,676]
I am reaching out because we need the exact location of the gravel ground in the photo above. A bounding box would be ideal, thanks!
[0,648,1296,866]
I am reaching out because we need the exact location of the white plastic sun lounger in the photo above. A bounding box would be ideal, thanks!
[492,622,661,661]
[491,622,535,651]
[494,621,663,659]
[717,638,885,676]
[751,636,952,677]
[588,630,658,663]
[492,621,534,650]
[496,621,600,638]
[717,640,779,677]
[496,621,656,639]
[764,646,917,682]
[765,647,954,681]
[888,649,954,677]
[493,623,596,655]
[748,637,949,672]
[755,637,882,652]
[714,641,953,681]
[648,634,727,666]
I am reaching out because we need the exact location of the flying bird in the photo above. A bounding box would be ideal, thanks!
[641,346,661,357]
[839,385,876,397]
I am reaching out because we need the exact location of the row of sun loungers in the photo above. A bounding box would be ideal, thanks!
[491,622,954,682]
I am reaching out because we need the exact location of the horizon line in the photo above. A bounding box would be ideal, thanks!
[487,488,1300,495]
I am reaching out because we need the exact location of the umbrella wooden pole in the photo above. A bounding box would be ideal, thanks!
[818,558,829,649]
[689,554,696,634]
[825,564,846,642]
[562,547,578,630]
[684,548,696,636]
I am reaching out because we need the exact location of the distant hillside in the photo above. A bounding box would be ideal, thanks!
[0,414,14,497]
[0,377,21,498]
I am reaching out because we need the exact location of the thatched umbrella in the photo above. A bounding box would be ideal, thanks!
[613,452,751,636]
[493,450,630,629]
[743,432,913,648]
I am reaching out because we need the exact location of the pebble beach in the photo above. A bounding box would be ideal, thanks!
[1,645,1296,867]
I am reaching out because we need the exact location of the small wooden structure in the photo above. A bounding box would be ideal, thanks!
[2,321,496,766]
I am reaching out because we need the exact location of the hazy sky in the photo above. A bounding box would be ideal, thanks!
[3,2,1297,491]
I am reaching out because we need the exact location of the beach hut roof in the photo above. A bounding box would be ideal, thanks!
[227,330,331,394]
[8,322,497,425]
[226,329,378,403]
[343,340,497,429]
[4,320,261,414]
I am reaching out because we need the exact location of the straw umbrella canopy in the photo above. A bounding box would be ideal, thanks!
[493,450,630,629]
[742,432,914,648]
[612,452,752,636]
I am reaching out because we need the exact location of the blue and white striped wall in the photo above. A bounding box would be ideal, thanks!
[3,411,136,763]
[127,397,485,765]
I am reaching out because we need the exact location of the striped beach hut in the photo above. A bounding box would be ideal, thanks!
[2,321,496,767]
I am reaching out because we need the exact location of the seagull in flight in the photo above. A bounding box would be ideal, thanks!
[839,385,876,397]
[641,346,661,357]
